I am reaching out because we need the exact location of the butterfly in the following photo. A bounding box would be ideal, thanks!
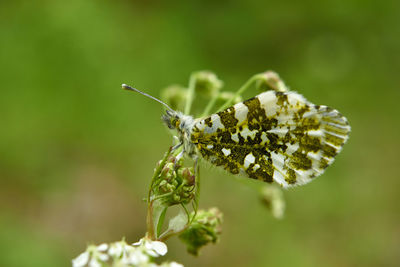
[122,82,350,188]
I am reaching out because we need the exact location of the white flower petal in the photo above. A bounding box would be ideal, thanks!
[169,262,184,267]
[120,254,130,265]
[72,251,89,267]
[96,243,108,252]
[132,238,144,246]
[109,243,123,257]
[98,253,109,262]
[149,241,168,256]
[89,258,101,267]
[146,249,159,257]
[129,249,149,265]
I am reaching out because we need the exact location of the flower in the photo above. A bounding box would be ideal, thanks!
[155,156,196,206]
[133,238,168,257]
[161,85,187,111]
[72,251,89,267]
[72,238,182,266]
[254,71,288,92]
[126,248,149,265]
[161,262,184,267]
[72,244,109,267]
[193,71,223,97]
[179,208,223,255]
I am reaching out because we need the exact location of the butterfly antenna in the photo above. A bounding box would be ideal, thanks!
[122,84,174,112]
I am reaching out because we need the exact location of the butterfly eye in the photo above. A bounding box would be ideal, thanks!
[167,123,174,129]
[175,119,180,128]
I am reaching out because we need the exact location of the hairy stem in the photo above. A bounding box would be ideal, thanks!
[184,73,197,115]
[217,74,258,111]
[146,147,172,239]
[200,92,220,117]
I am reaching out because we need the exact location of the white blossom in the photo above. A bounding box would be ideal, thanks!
[72,251,89,267]
[146,241,168,256]
[127,249,149,265]
[72,238,183,267]
[88,258,101,267]
[97,243,108,252]
[108,242,124,258]
[168,262,184,267]
[134,238,168,257]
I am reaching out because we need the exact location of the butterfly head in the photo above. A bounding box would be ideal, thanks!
[162,109,182,131]
[162,109,196,145]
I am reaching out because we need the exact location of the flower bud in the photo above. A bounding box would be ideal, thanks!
[161,84,187,111]
[178,208,223,255]
[161,162,176,180]
[173,195,181,202]
[193,71,223,97]
[153,154,197,206]
[255,71,288,92]
[178,167,195,186]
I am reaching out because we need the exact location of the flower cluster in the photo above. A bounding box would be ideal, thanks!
[179,208,223,256]
[72,239,183,267]
[154,156,196,206]
[161,85,187,111]
[192,71,223,97]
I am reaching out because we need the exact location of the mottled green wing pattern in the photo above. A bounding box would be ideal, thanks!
[190,90,350,188]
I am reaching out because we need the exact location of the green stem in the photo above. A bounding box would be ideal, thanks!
[147,200,155,239]
[148,147,172,202]
[200,92,220,117]
[184,74,197,115]
[181,203,191,220]
[217,74,258,112]
[146,147,172,240]
[191,160,200,222]
[158,223,189,242]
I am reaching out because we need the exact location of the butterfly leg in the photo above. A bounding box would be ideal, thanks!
[194,156,200,188]
[171,142,183,153]
[193,155,200,212]
[171,141,184,169]
[175,150,184,163]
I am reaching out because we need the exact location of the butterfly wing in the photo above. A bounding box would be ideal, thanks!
[190,90,350,188]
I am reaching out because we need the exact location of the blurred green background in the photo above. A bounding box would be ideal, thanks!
[1,0,399,266]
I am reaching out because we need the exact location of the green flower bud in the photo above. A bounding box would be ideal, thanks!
[178,208,223,256]
[173,194,180,202]
[178,167,195,186]
[161,162,176,180]
[159,180,167,187]
[254,71,288,92]
[260,185,285,219]
[161,84,187,111]
[193,71,223,97]
[166,183,175,191]
[153,153,197,206]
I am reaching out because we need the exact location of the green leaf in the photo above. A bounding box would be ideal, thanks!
[156,207,168,238]
[167,210,188,233]
[152,200,168,239]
